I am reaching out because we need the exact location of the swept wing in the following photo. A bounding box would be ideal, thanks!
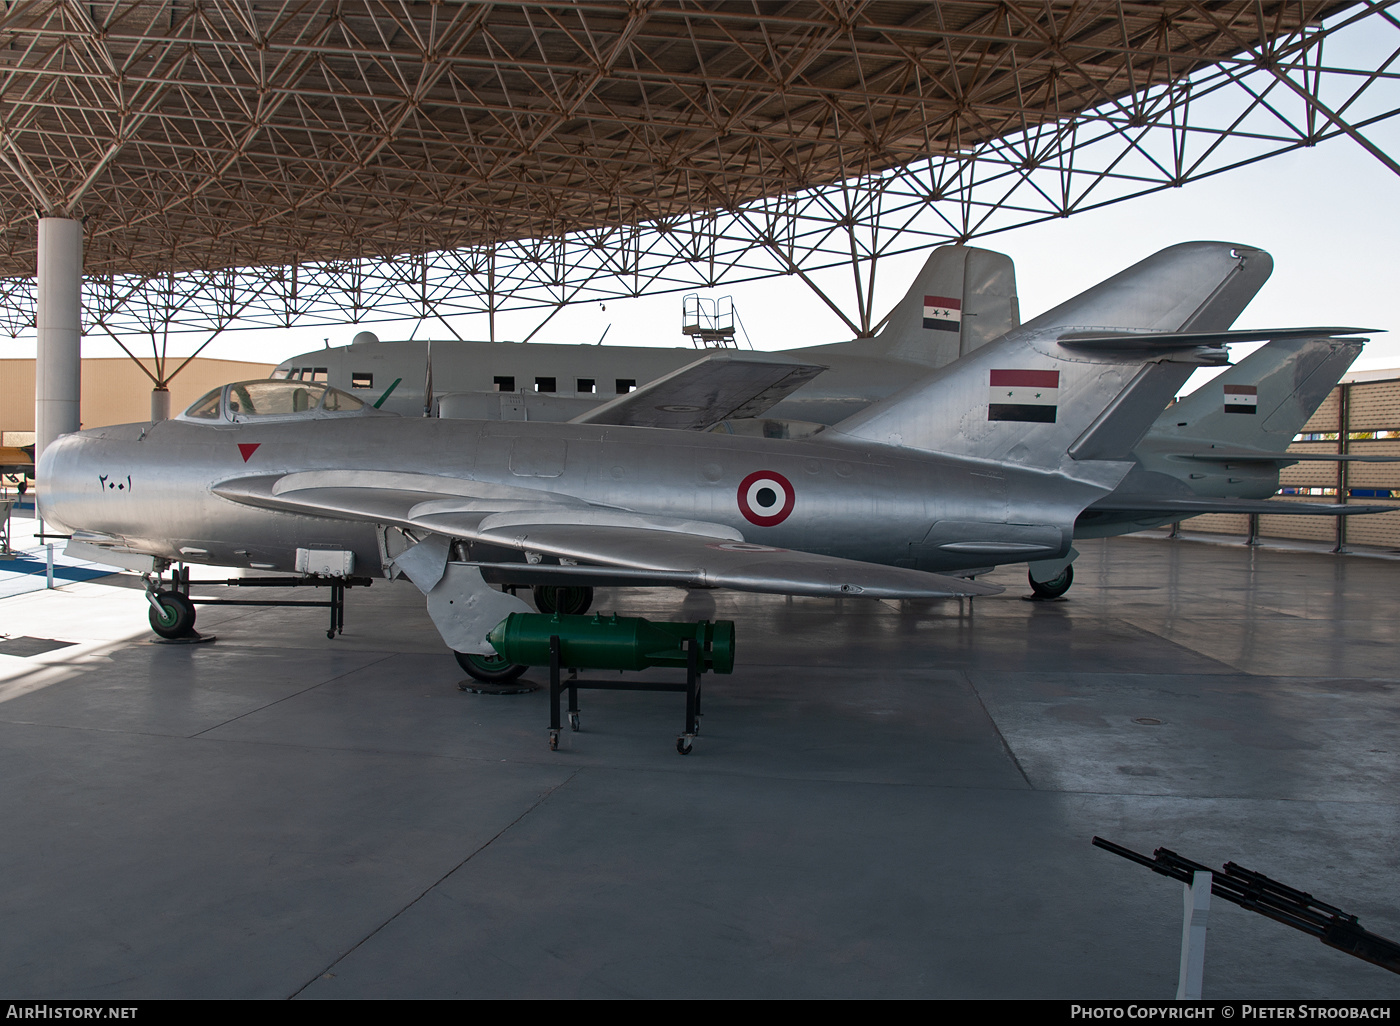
[570,351,827,430]
[214,471,1001,599]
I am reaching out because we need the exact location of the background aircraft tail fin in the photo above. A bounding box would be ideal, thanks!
[1152,336,1364,451]
[821,245,1019,367]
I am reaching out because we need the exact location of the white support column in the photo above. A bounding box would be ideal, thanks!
[1176,870,1212,1000]
[34,217,84,460]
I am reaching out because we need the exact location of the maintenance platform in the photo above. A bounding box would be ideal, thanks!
[1,520,1398,999]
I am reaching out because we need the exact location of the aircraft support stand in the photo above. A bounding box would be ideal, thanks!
[153,566,373,639]
[547,634,705,755]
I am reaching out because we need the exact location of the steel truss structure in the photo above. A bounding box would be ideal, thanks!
[0,1,1397,381]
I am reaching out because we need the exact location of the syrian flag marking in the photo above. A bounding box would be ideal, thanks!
[923,294,962,333]
[737,470,796,527]
[988,369,1059,423]
[1223,383,1258,414]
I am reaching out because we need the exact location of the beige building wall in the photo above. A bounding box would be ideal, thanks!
[1,357,275,442]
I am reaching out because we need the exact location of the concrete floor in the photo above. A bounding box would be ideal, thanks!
[1,533,1398,999]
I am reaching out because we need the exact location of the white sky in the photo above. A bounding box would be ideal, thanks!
[21,119,1400,389]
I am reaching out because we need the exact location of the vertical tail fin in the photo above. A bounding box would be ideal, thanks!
[1020,241,1272,334]
[819,245,1019,367]
[1150,337,1363,450]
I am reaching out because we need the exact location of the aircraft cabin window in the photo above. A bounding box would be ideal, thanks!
[535,377,556,393]
[578,378,595,393]
[494,376,515,392]
[311,367,328,383]
[616,378,636,394]
[270,368,290,380]
[185,388,224,419]
[351,372,373,388]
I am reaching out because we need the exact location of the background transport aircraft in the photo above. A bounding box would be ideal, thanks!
[272,244,1021,428]
[39,244,1371,683]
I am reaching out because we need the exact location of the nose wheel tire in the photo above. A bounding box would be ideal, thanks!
[149,591,197,639]
[454,650,528,683]
[1028,564,1074,599]
[533,585,594,616]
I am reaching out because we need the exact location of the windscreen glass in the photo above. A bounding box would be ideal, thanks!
[320,387,365,411]
[185,388,223,419]
[228,381,327,416]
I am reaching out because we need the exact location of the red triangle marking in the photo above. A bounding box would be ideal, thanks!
[238,443,261,463]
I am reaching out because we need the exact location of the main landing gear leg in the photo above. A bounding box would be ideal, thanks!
[1027,548,1078,600]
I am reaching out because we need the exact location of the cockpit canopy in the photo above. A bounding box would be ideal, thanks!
[179,380,394,422]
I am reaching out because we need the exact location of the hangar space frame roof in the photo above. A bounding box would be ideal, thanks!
[0,0,1397,349]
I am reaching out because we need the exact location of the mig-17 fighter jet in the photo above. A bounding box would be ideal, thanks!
[38,243,1373,680]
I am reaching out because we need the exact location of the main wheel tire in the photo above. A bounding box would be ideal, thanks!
[1028,564,1074,599]
[149,591,197,639]
[454,650,528,683]
[533,585,594,616]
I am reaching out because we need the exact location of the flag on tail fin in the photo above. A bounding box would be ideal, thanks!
[1224,383,1258,414]
[989,369,1059,423]
[923,295,961,333]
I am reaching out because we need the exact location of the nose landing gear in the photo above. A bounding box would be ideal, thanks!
[147,589,197,638]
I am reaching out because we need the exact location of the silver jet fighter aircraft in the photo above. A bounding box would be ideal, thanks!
[38,249,1367,681]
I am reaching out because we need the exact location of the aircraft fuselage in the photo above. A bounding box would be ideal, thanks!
[39,415,1106,579]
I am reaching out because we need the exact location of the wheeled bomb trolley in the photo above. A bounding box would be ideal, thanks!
[484,612,736,754]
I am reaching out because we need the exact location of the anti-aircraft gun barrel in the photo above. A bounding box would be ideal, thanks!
[1093,837,1400,975]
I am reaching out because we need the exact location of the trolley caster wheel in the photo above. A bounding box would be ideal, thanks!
[149,591,197,639]
[326,629,335,640]
[569,712,580,732]
[676,736,694,755]
[549,730,560,751]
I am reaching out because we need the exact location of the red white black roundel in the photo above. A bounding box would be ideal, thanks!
[737,470,795,527]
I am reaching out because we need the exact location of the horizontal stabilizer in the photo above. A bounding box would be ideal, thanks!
[570,351,826,430]
[1059,327,1373,351]
[1171,449,1400,464]
[1086,495,1390,516]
